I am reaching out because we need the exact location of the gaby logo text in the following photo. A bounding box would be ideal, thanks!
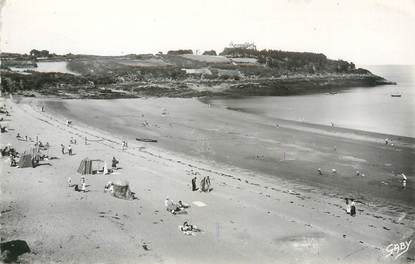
[385,240,411,260]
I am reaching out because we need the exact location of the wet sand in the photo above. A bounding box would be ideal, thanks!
[42,98,415,209]
[1,96,414,263]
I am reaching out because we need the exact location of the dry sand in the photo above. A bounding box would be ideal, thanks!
[1,96,414,264]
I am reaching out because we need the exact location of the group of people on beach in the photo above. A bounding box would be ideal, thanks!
[345,198,357,216]
[69,176,87,192]
[191,176,211,192]
[61,144,73,156]
[164,198,190,215]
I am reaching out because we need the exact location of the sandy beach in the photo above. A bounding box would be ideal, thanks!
[1,96,414,264]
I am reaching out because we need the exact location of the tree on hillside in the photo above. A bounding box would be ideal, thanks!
[30,49,50,58]
[202,50,217,56]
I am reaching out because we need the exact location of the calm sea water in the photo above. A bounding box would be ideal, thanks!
[212,65,415,138]
[10,61,79,75]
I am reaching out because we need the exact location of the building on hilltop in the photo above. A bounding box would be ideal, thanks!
[229,42,257,50]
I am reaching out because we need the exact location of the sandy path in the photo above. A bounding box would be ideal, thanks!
[0,97,413,263]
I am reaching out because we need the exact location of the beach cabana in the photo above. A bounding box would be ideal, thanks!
[18,148,40,168]
[111,179,133,200]
[77,158,103,175]
[18,153,33,168]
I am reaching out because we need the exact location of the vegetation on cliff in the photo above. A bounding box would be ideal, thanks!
[0,47,393,98]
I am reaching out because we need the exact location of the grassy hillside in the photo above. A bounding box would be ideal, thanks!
[0,48,394,98]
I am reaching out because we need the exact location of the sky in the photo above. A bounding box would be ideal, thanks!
[1,0,414,65]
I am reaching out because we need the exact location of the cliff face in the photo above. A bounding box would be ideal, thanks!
[0,49,395,98]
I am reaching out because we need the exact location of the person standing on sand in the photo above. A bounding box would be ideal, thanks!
[84,136,88,145]
[81,182,86,192]
[112,157,119,169]
[192,177,198,191]
[206,176,211,191]
[68,177,72,187]
[345,198,351,214]
[68,145,72,156]
[351,201,356,216]
[61,144,65,154]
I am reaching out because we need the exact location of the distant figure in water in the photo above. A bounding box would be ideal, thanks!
[350,200,356,216]
[41,106,44,112]
[401,173,407,189]
[331,122,335,128]
[385,138,389,145]
[356,170,360,177]
[332,169,337,175]
[345,198,351,214]
[318,168,322,175]
[192,177,198,191]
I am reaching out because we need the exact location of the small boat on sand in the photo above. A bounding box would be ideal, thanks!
[136,138,158,143]
[391,94,402,97]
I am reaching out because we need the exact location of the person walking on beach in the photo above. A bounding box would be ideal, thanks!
[345,198,351,214]
[81,182,86,192]
[350,200,356,217]
[68,177,72,187]
[61,144,65,154]
[112,157,119,169]
[68,145,72,156]
[192,177,198,191]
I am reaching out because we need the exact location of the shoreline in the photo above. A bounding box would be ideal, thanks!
[201,96,415,145]
[33,97,415,208]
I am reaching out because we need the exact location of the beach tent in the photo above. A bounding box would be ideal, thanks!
[77,158,93,174]
[18,148,41,168]
[77,158,103,175]
[18,153,33,168]
[111,179,133,200]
